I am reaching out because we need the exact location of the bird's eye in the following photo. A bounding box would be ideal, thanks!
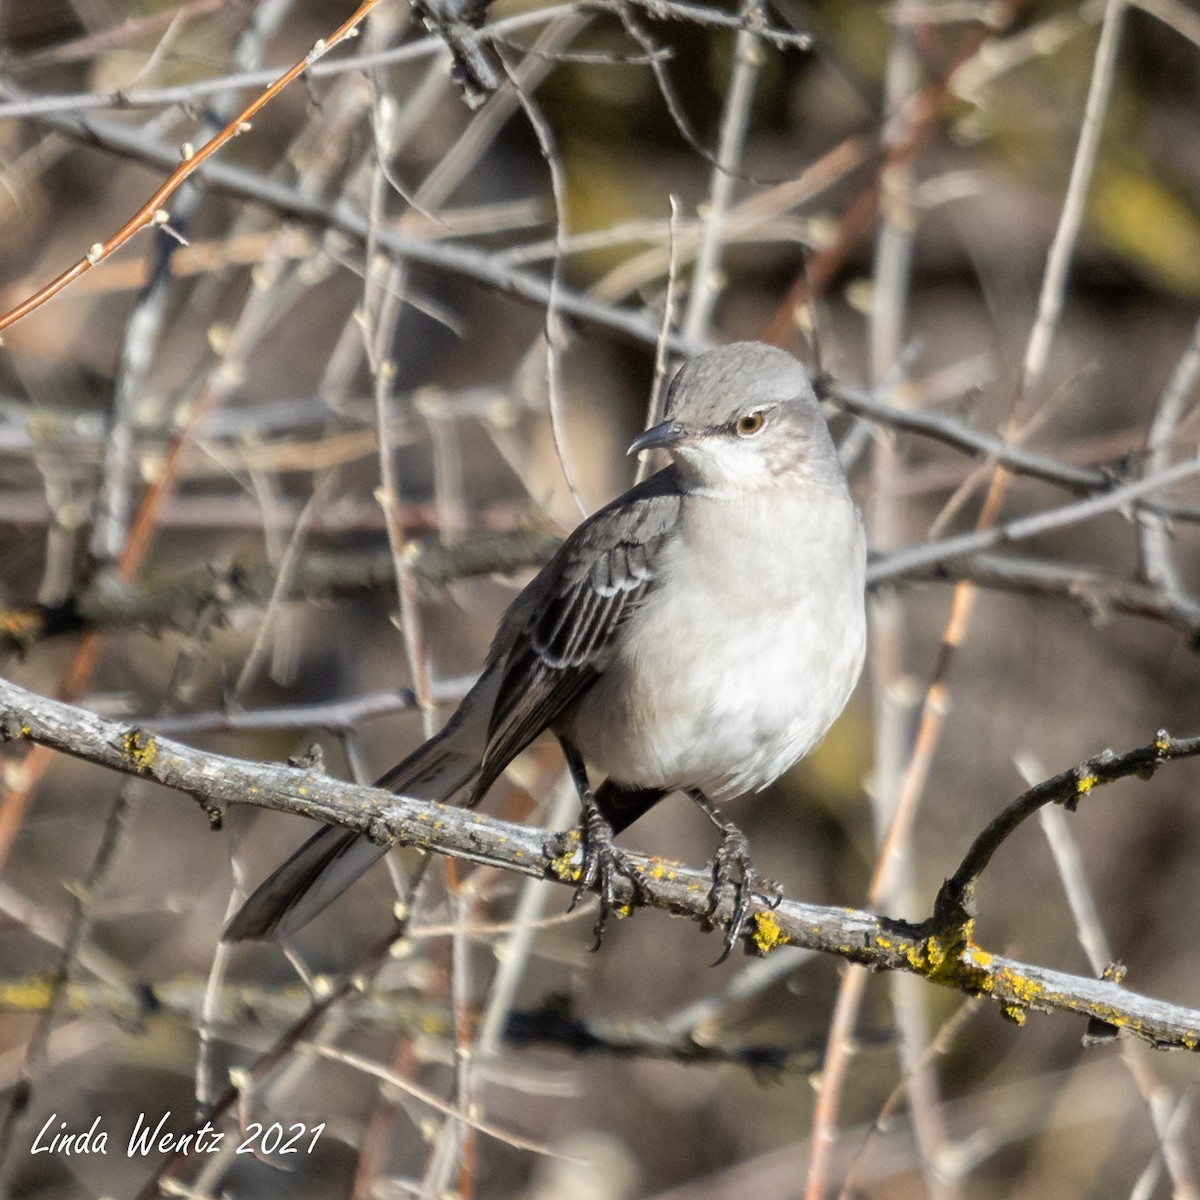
[735,411,766,437]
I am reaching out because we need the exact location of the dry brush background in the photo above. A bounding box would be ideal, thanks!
[3,0,1200,1197]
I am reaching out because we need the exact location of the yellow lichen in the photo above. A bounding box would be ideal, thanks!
[0,975,53,1010]
[965,944,993,968]
[993,966,1045,1006]
[1002,1004,1027,1026]
[418,1011,447,1037]
[1076,774,1098,795]
[122,728,157,773]
[750,912,788,954]
[902,922,994,996]
[547,833,582,884]
[924,936,949,970]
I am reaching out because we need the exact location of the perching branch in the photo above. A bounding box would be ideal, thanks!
[3,675,1200,1051]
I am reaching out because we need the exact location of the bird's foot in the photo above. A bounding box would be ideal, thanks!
[570,795,647,951]
[708,824,782,964]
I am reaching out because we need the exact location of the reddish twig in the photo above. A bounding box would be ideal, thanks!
[0,0,383,333]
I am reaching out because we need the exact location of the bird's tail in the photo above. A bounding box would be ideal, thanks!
[222,731,480,942]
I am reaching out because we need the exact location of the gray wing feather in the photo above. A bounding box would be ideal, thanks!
[473,470,683,794]
[224,469,683,942]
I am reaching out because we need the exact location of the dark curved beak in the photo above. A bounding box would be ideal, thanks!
[627,419,688,456]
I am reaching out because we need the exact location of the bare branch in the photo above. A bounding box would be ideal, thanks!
[1019,0,1126,393]
[0,1,387,332]
[13,110,701,354]
[892,550,1200,639]
[868,455,1200,584]
[1139,314,1200,611]
[0,532,561,651]
[935,730,1200,928]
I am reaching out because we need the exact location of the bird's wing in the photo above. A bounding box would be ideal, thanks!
[473,472,684,794]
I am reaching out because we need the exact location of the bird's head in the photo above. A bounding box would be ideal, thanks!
[628,343,841,495]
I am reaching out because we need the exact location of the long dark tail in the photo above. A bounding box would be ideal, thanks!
[222,731,480,942]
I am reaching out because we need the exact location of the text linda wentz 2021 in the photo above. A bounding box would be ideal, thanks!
[30,1113,325,1157]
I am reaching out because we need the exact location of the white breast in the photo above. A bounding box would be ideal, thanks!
[563,486,866,801]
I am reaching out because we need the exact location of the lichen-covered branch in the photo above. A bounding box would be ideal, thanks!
[1,675,1199,1049]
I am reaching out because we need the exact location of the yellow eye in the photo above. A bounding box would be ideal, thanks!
[736,411,765,436]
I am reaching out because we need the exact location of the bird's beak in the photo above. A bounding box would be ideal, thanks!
[627,419,689,456]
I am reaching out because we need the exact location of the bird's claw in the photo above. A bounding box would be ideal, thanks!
[708,826,781,964]
[570,796,647,950]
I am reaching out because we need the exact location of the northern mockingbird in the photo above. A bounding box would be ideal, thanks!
[224,342,867,956]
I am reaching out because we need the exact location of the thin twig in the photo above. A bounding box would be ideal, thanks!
[1019,0,1126,394]
[935,730,1195,924]
[29,106,701,353]
[502,36,591,518]
[1036,795,1199,1199]
[309,1043,579,1160]
[635,197,684,485]
[0,0,386,332]
[474,775,581,1056]
[0,788,131,1180]
[680,0,763,345]
[886,550,1200,640]
[230,474,338,702]
[868,454,1200,583]
[1139,314,1200,613]
[856,10,955,1198]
